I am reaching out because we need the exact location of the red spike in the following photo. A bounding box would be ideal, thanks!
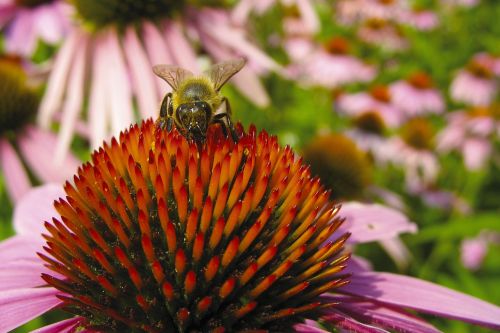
[152,261,165,284]
[128,267,143,290]
[238,221,262,255]
[200,150,210,188]
[97,276,118,296]
[235,301,257,319]
[185,209,199,245]
[200,197,213,233]
[224,201,241,238]
[193,177,204,211]
[208,163,221,200]
[213,182,229,219]
[115,196,132,231]
[93,248,115,274]
[162,281,175,301]
[222,237,239,267]
[175,249,186,276]
[112,219,130,249]
[204,256,220,283]
[219,277,235,299]
[193,233,204,262]
[249,274,277,298]
[141,235,155,263]
[138,209,151,239]
[209,217,225,250]
[239,262,258,286]
[196,296,212,314]
[184,271,196,295]
[115,247,133,269]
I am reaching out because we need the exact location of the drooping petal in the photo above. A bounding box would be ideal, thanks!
[341,272,500,330]
[0,260,53,291]
[31,317,83,333]
[163,21,199,71]
[17,126,80,183]
[123,26,159,119]
[13,184,64,238]
[38,30,79,128]
[337,202,417,244]
[0,138,31,203]
[54,32,88,164]
[0,236,40,263]
[0,287,61,333]
[294,320,331,333]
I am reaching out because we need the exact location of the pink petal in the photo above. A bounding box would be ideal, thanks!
[0,260,52,291]
[0,287,61,333]
[461,237,488,270]
[38,30,79,129]
[13,183,65,237]
[31,317,83,333]
[32,4,65,44]
[17,126,80,183]
[123,26,160,119]
[163,21,199,71]
[88,32,110,149]
[54,32,88,165]
[341,272,500,330]
[0,138,31,203]
[337,202,417,244]
[104,28,134,136]
[0,236,41,263]
[5,10,37,56]
[463,138,491,171]
[379,237,412,269]
[294,320,331,332]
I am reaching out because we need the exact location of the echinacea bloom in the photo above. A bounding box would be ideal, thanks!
[2,120,500,332]
[334,0,406,25]
[0,0,70,56]
[400,8,439,30]
[285,37,376,89]
[390,71,445,117]
[450,53,499,106]
[461,231,500,270]
[37,0,280,162]
[437,106,499,171]
[335,85,403,127]
[357,18,409,51]
[0,58,79,203]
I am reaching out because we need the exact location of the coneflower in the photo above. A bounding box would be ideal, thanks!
[40,120,350,332]
[2,121,500,332]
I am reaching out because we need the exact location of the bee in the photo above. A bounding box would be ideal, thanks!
[153,58,246,142]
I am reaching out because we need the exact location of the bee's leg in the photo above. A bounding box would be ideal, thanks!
[212,116,229,137]
[158,93,174,131]
[220,97,239,142]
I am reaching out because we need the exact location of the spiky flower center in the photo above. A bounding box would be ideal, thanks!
[71,0,228,28]
[370,85,391,103]
[353,111,386,135]
[302,134,372,200]
[378,0,395,5]
[408,71,433,90]
[42,120,350,332]
[0,60,38,135]
[401,118,434,150]
[324,37,349,55]
[15,0,54,8]
[365,18,388,30]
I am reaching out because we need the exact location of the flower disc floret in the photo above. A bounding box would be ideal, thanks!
[41,120,351,332]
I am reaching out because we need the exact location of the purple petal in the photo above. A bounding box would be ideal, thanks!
[0,236,41,263]
[318,309,388,332]
[0,287,61,332]
[31,317,83,333]
[341,272,500,330]
[0,260,53,291]
[17,126,80,183]
[294,320,330,332]
[13,184,65,238]
[163,21,199,71]
[337,202,417,244]
[0,138,31,203]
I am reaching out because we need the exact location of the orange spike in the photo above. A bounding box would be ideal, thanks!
[193,232,204,262]
[92,248,115,274]
[175,249,186,276]
[148,150,158,183]
[151,261,165,284]
[251,175,269,210]
[224,201,241,238]
[162,281,175,302]
[296,261,327,281]
[239,262,258,286]
[89,229,112,255]
[188,156,197,199]
[97,276,118,296]
[165,221,177,255]
[222,237,239,267]
[176,185,188,223]
[184,271,196,295]
[249,274,276,298]
[115,247,133,268]
[119,178,134,212]
[271,224,291,246]
[185,209,199,245]
[219,154,230,190]
[208,163,221,200]
[226,172,243,210]
[73,259,96,280]
[137,209,151,239]
[278,281,309,300]
[141,235,156,263]
[112,219,130,249]
[293,208,318,238]
[209,217,225,250]
[200,150,210,188]
[235,301,257,319]
[136,295,150,312]
[197,296,212,314]
[193,177,204,211]
[128,267,143,290]
[272,260,293,279]
[204,256,220,283]
[288,226,317,253]
[219,277,236,299]
[239,186,254,224]
[154,175,166,205]
[213,182,229,219]
[115,196,132,231]
[238,221,262,255]
[200,197,213,234]
[172,167,183,199]
[256,245,277,269]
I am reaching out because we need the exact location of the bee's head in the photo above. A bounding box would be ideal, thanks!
[176,101,212,142]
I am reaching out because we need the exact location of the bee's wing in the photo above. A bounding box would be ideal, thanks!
[205,58,246,92]
[153,64,194,90]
